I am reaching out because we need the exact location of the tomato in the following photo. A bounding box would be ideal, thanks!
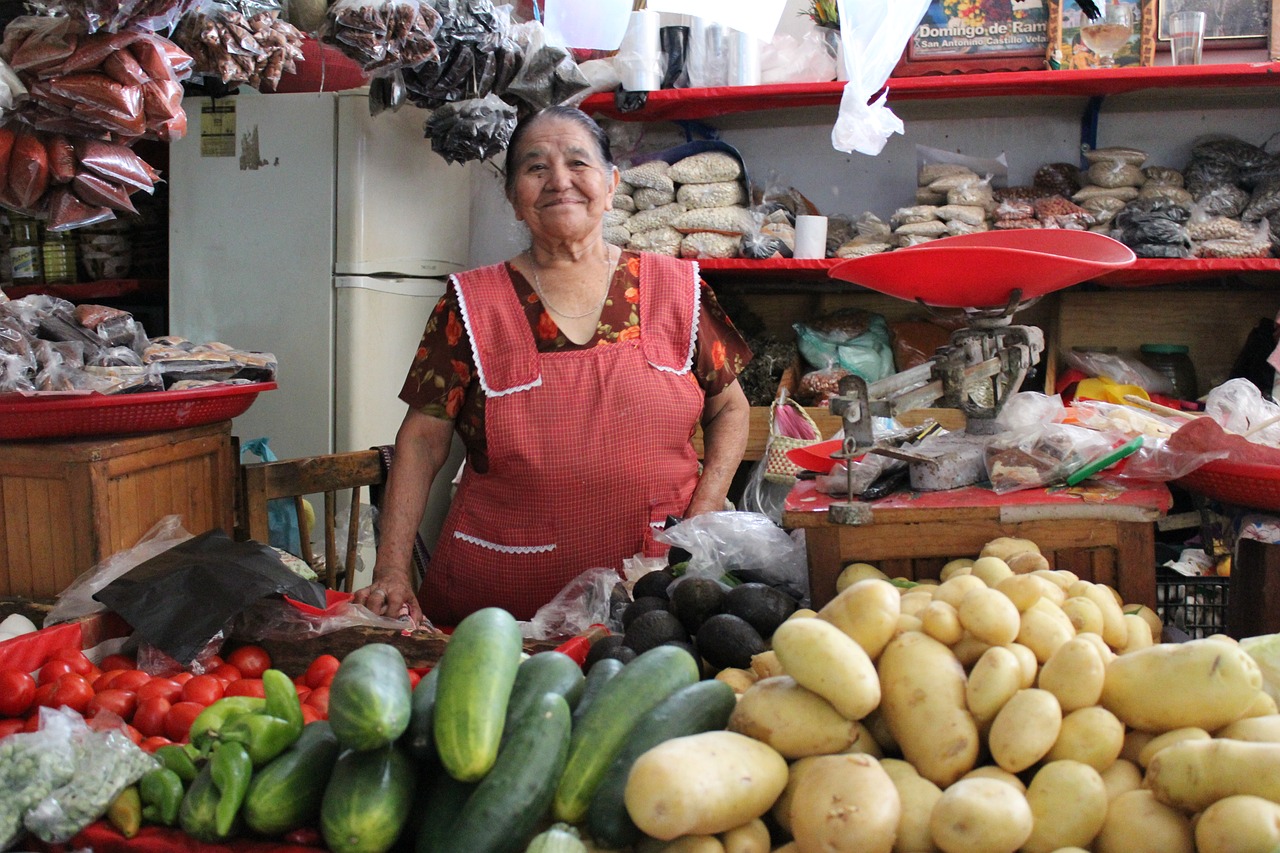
[111,670,154,693]
[224,678,266,699]
[99,653,136,672]
[51,674,94,715]
[172,672,194,685]
[136,678,183,704]
[33,682,59,710]
[304,685,330,717]
[226,645,272,679]
[303,654,341,689]
[88,688,137,721]
[93,669,126,691]
[121,724,143,745]
[165,701,205,742]
[300,703,323,724]
[210,663,242,684]
[51,647,95,677]
[37,659,74,686]
[181,674,225,706]
[132,697,171,738]
[295,686,311,704]
[22,714,40,733]
[407,669,421,690]
[139,735,172,753]
[0,670,36,717]
[0,718,24,739]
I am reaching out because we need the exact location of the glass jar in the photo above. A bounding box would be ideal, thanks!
[8,216,42,285]
[41,229,77,285]
[1139,343,1199,401]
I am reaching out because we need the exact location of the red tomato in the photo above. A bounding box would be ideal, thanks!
[33,682,59,710]
[51,674,94,715]
[407,669,422,690]
[226,645,272,679]
[111,670,154,693]
[304,655,341,689]
[37,659,74,686]
[300,704,323,724]
[121,724,143,745]
[181,675,225,706]
[51,647,95,677]
[99,653,136,672]
[0,718,24,739]
[88,688,137,721]
[304,685,330,717]
[165,701,205,742]
[210,663,242,685]
[172,672,194,685]
[22,714,40,733]
[139,735,172,753]
[93,669,126,691]
[224,678,266,699]
[294,686,311,704]
[132,697,171,738]
[0,670,36,717]
[136,678,184,704]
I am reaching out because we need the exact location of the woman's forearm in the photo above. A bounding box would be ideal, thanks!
[687,381,750,516]
[372,409,455,583]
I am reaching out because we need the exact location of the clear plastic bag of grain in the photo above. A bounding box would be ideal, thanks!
[1183,157,1241,193]
[679,231,739,259]
[947,176,994,209]
[1242,177,1280,223]
[1086,159,1146,189]
[1191,136,1276,173]
[626,226,682,256]
[1190,182,1249,218]
[624,202,685,234]
[1143,166,1184,187]
[668,151,742,184]
[675,180,745,209]
[1034,162,1081,197]
[1083,146,1148,166]
[633,186,676,210]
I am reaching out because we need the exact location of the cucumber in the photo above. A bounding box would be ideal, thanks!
[585,679,737,848]
[242,720,341,837]
[433,607,524,782]
[570,657,624,729]
[401,666,440,762]
[327,643,413,752]
[320,744,415,853]
[413,766,477,853]
[503,651,585,734]
[552,644,701,824]
[447,691,572,853]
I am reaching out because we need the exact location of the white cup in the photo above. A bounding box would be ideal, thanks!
[794,215,828,259]
[1168,10,1206,66]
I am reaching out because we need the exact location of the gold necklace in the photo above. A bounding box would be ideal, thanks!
[524,249,613,320]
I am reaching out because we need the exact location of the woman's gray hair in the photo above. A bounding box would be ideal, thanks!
[503,106,615,197]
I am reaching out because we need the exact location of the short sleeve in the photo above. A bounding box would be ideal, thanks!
[693,281,752,397]
[398,283,476,420]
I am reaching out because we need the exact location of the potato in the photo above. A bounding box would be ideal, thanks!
[1016,599,1075,663]
[787,608,818,621]
[1038,637,1105,712]
[1146,738,1280,812]
[1006,551,1050,575]
[1021,760,1108,853]
[1059,596,1104,636]
[889,770,943,853]
[878,757,919,784]
[878,632,979,787]
[1120,728,1154,764]
[1073,630,1116,665]
[922,600,964,646]
[969,556,1013,587]
[1127,603,1164,641]
[625,731,788,840]
[1216,712,1280,743]
[749,650,784,680]
[771,617,880,720]
[900,590,935,617]
[1194,795,1280,853]
[1071,581,1127,649]
[790,754,900,853]
[1005,643,1039,688]
[1031,569,1071,595]
[1101,638,1265,731]
[1237,690,1280,720]
[988,688,1062,773]
[719,818,770,853]
[1094,789,1193,853]
[837,562,889,593]
[1136,726,1211,768]
[949,633,992,667]
[1099,759,1143,801]
[728,676,862,758]
[818,579,901,660]
[771,757,821,836]
[715,667,757,695]
[979,536,1040,562]
[935,575,987,610]
[929,778,1032,853]
[960,766,1025,793]
[839,721,884,758]
[895,614,924,636]
[994,575,1049,612]
[940,558,975,581]
[1118,612,1154,654]
[1045,705,1124,772]
[639,837,724,853]
[958,587,1020,646]
[966,646,1023,726]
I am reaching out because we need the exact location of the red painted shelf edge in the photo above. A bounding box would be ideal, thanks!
[2,279,165,302]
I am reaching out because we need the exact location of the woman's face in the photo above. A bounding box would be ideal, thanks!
[507,117,617,245]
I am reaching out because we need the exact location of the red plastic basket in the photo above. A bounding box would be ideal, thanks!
[0,381,276,441]
[1175,458,1280,511]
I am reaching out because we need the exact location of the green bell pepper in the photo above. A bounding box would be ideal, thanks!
[140,767,185,827]
[189,696,267,753]
[153,744,200,784]
[210,742,253,839]
[219,669,304,767]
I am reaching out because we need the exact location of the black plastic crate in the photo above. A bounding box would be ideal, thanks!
[1156,567,1229,639]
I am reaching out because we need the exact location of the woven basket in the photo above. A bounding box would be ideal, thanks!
[764,396,823,484]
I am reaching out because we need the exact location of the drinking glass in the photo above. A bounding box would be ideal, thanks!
[1081,4,1134,68]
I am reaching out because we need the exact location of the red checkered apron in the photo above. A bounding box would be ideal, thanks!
[419,253,704,625]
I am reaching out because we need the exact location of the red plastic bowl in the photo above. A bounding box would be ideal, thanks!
[785,438,848,475]
[829,230,1136,309]
[1175,458,1280,512]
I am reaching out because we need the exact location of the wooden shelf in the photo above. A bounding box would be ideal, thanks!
[581,62,1280,122]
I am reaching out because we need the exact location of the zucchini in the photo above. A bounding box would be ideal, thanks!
[553,644,701,824]
[570,657,624,729]
[447,691,572,853]
[320,744,415,853]
[585,679,737,848]
[401,667,440,762]
[413,766,477,853]
[433,607,524,782]
[242,720,341,837]
[504,651,585,733]
[327,644,413,752]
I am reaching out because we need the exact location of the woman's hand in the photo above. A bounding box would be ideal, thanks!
[353,568,423,627]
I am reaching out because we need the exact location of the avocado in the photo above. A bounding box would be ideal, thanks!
[723,582,798,641]
[622,609,689,654]
[600,644,637,665]
[695,613,767,671]
[622,596,669,629]
[668,576,727,636]
[632,568,677,601]
[583,634,627,672]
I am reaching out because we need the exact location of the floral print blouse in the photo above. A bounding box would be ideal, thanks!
[399,250,753,472]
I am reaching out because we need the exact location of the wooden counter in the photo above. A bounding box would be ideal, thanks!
[0,421,236,598]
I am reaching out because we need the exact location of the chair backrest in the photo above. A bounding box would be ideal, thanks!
[239,449,385,592]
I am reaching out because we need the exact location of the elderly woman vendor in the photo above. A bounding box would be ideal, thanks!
[354,106,752,627]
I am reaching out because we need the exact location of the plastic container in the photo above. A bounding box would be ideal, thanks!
[41,230,76,284]
[8,216,42,285]
[1139,343,1198,400]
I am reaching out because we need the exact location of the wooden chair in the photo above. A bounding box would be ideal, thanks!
[239,449,386,592]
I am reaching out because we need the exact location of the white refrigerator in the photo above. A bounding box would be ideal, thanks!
[168,89,472,553]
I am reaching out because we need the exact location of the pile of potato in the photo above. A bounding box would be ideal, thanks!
[614,536,1280,853]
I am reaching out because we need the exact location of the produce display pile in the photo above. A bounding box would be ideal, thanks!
[3,531,1280,852]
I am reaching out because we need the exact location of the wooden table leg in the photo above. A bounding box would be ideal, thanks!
[804,526,844,609]
[1115,521,1156,611]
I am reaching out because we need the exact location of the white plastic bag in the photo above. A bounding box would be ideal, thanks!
[519,566,624,641]
[656,511,809,605]
[760,30,834,84]
[831,0,930,156]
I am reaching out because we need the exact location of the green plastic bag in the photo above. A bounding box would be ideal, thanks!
[239,437,303,555]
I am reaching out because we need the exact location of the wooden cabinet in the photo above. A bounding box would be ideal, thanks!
[0,421,236,598]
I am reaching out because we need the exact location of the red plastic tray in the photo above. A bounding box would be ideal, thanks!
[1175,458,1280,512]
[0,381,276,441]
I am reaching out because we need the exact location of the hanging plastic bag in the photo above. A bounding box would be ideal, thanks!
[505,19,589,110]
[240,437,305,555]
[519,566,625,641]
[656,511,809,605]
[830,0,929,156]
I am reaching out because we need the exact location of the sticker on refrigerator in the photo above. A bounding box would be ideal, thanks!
[200,98,237,158]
